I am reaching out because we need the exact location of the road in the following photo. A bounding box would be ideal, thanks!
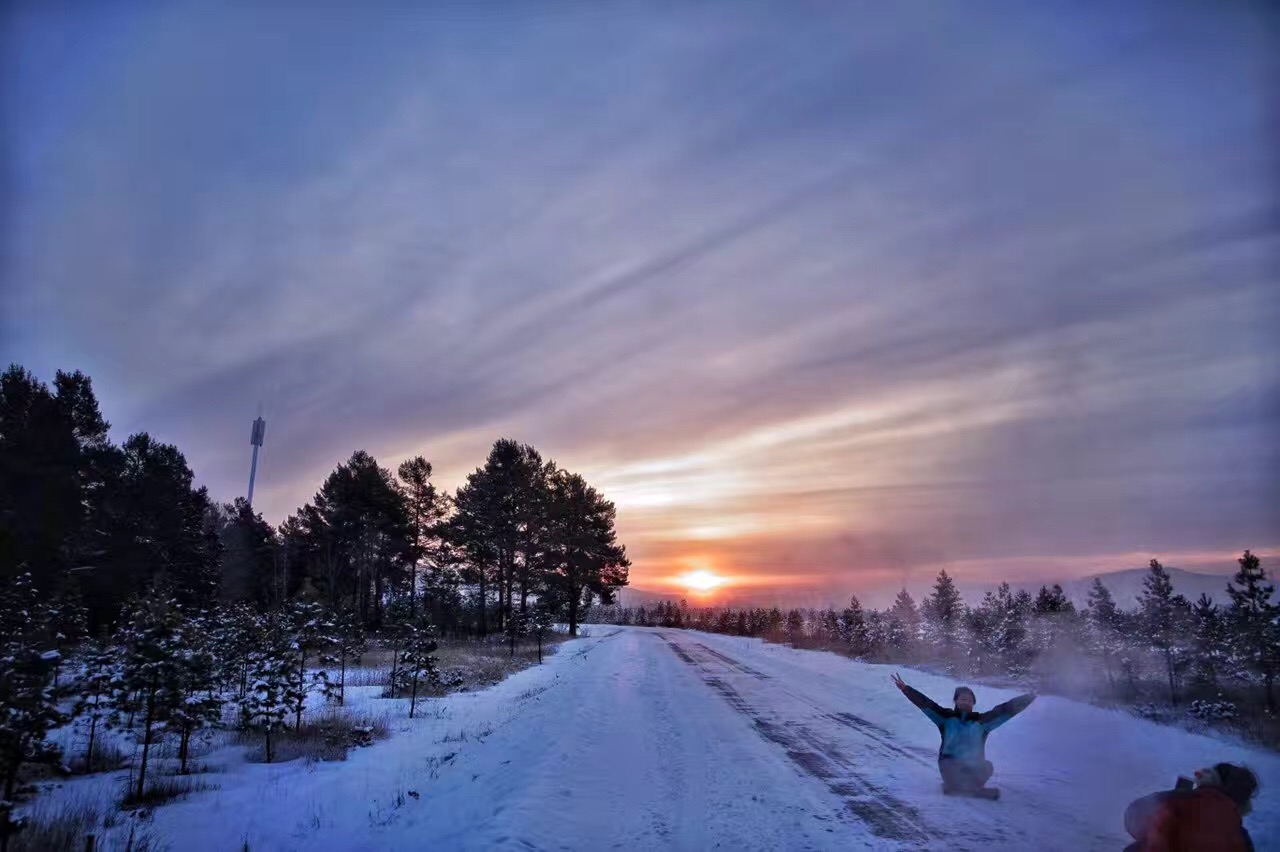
[407,627,1139,851]
[136,625,1279,851]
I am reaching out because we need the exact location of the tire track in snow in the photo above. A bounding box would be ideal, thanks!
[657,633,1133,851]
[657,632,934,846]
[693,642,771,680]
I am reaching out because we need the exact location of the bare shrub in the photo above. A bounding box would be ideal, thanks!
[8,791,163,852]
[234,709,390,764]
[122,773,214,809]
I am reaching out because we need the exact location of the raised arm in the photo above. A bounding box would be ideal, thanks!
[892,672,946,726]
[980,693,1036,732]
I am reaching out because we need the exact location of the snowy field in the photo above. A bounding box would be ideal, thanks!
[29,626,1280,851]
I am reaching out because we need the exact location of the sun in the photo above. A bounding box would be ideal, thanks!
[677,569,726,592]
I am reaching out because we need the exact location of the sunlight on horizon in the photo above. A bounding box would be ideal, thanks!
[675,569,727,593]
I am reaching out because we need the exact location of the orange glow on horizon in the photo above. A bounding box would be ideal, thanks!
[675,569,726,592]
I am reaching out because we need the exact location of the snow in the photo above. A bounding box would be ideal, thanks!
[26,627,1280,851]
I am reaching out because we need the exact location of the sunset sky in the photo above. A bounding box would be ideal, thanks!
[4,2,1277,602]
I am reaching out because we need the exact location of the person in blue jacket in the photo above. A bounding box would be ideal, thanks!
[892,672,1036,799]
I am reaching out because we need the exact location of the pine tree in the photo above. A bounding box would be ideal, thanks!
[1085,577,1123,692]
[115,592,190,801]
[398,622,441,719]
[169,628,222,775]
[1191,594,1226,691]
[785,609,805,646]
[888,589,920,656]
[540,470,630,636]
[1225,550,1280,713]
[239,617,294,763]
[383,597,415,699]
[213,604,261,700]
[72,639,120,774]
[1139,559,1192,706]
[1034,584,1074,616]
[505,609,529,657]
[0,574,65,799]
[530,605,555,664]
[319,607,366,706]
[215,498,279,609]
[838,596,870,656]
[865,610,890,659]
[44,584,87,693]
[1028,583,1079,665]
[98,434,223,616]
[966,591,1001,674]
[290,451,413,627]
[922,570,964,660]
[972,583,1027,676]
[286,601,335,730]
[0,368,110,602]
[397,457,446,618]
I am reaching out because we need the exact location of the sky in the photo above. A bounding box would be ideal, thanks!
[3,1,1278,602]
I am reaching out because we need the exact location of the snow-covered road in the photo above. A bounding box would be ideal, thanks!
[81,626,1280,851]
[377,627,1280,851]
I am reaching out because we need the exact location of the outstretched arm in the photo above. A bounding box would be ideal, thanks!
[892,672,946,726]
[980,693,1036,732]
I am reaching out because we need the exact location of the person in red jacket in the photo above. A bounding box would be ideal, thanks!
[1124,762,1259,852]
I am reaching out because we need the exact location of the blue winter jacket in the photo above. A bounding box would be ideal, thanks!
[900,684,1035,763]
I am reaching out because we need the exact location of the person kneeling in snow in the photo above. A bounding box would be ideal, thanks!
[1123,762,1258,852]
[891,672,1036,799]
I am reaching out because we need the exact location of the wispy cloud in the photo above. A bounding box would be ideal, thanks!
[4,1,1276,594]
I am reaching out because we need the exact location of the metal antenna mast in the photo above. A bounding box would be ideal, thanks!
[247,416,266,506]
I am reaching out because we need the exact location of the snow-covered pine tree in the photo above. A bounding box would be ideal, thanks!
[816,609,838,645]
[71,639,120,773]
[838,596,870,657]
[319,607,366,706]
[169,626,222,775]
[1224,550,1280,713]
[239,617,294,763]
[922,570,964,664]
[286,601,334,730]
[505,609,529,657]
[966,590,1001,675]
[116,592,190,802]
[783,609,804,646]
[382,596,417,698]
[1140,559,1193,706]
[763,607,782,639]
[213,604,261,700]
[970,583,1028,677]
[713,610,733,634]
[1191,594,1226,691]
[864,610,890,659]
[1085,577,1123,692]
[398,622,441,719]
[44,583,87,694]
[0,574,65,800]
[888,589,920,659]
[1028,584,1079,670]
[530,605,555,664]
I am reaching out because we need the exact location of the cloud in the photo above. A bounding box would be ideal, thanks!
[4,1,1277,592]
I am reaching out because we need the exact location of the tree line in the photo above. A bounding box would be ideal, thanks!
[594,553,1280,733]
[0,364,630,637]
[0,364,630,817]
